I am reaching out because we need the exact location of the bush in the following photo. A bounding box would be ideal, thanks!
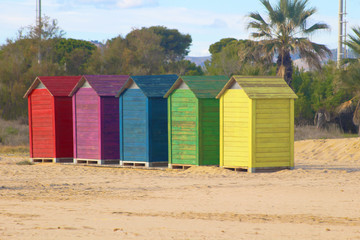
[16,160,33,165]
[0,118,29,146]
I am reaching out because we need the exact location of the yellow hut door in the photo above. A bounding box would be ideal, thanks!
[221,88,250,168]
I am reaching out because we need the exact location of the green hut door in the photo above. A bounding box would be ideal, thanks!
[170,89,198,165]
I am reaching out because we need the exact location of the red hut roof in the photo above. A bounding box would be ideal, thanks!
[69,75,129,97]
[24,76,82,98]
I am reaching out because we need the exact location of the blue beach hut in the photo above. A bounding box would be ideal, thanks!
[116,75,178,167]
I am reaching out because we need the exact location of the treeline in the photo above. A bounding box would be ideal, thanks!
[205,38,360,127]
[0,17,202,120]
[2,16,360,130]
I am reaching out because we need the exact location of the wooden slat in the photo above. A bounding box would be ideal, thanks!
[170,90,198,165]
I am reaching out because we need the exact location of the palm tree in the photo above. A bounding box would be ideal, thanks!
[336,26,360,134]
[345,26,360,57]
[335,62,360,134]
[247,0,331,86]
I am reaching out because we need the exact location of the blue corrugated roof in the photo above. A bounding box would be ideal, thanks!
[119,75,178,98]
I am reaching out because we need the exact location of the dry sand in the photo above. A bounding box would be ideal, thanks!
[1,138,360,239]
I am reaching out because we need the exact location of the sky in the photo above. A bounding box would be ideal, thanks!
[1,0,360,56]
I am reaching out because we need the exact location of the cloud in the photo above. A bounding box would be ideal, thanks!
[78,0,118,8]
[116,0,158,9]
[207,19,228,28]
[55,0,158,9]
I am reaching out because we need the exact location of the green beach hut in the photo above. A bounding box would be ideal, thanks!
[164,75,229,169]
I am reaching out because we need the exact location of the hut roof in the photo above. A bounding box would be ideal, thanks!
[216,76,298,99]
[116,75,178,98]
[23,76,82,98]
[69,75,129,97]
[164,75,229,99]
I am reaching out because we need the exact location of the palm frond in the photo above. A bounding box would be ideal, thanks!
[298,8,316,27]
[304,23,330,34]
[294,38,331,70]
[260,0,275,16]
[345,27,360,55]
[247,12,268,27]
[336,100,354,114]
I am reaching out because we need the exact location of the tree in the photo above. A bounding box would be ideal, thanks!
[205,38,275,77]
[149,26,192,62]
[207,41,241,76]
[333,26,360,134]
[0,23,196,120]
[54,38,96,75]
[166,60,203,76]
[291,62,349,126]
[94,27,195,75]
[247,0,331,86]
[0,16,65,120]
[209,38,237,54]
[124,28,165,75]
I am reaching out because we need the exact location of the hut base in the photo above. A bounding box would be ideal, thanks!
[222,166,293,173]
[168,164,218,170]
[31,158,73,163]
[74,158,120,165]
[169,164,192,170]
[122,161,168,168]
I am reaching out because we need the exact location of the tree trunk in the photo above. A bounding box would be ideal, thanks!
[276,51,293,88]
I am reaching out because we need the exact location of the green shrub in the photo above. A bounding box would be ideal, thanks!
[5,126,19,135]
[16,160,33,165]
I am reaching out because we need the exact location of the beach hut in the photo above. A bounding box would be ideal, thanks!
[216,76,298,172]
[164,75,229,169]
[24,76,82,163]
[69,75,129,164]
[116,75,178,167]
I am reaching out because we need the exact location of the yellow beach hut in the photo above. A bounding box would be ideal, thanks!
[216,76,298,172]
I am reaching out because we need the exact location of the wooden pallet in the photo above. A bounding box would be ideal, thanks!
[55,158,73,163]
[74,159,120,165]
[168,164,193,170]
[31,158,55,163]
[222,166,248,172]
[222,166,292,173]
[122,161,168,168]
[31,158,74,163]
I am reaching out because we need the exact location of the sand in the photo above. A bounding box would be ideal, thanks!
[1,138,360,239]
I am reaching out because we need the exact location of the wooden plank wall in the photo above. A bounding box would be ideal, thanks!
[169,89,198,165]
[54,97,73,158]
[101,97,120,160]
[254,99,291,167]
[121,89,147,162]
[148,98,168,163]
[199,99,220,165]
[30,89,55,158]
[221,90,250,167]
[74,88,100,159]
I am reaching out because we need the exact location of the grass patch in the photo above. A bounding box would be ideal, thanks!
[295,125,359,141]
[0,145,29,154]
[16,160,34,165]
[342,133,359,138]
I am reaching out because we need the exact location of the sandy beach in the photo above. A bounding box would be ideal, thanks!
[1,138,360,239]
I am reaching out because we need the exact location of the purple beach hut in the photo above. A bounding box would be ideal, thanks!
[69,75,129,164]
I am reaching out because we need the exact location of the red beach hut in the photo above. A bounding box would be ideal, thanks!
[69,75,129,165]
[24,76,82,163]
